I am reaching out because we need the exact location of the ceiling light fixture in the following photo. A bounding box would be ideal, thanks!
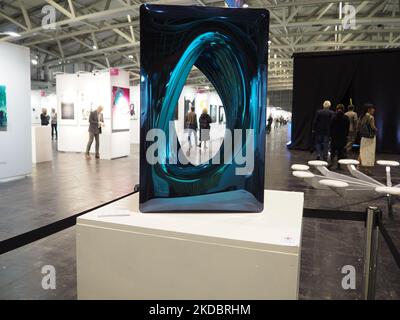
[31,59,38,65]
[2,31,21,37]
[92,45,97,49]
[243,4,249,8]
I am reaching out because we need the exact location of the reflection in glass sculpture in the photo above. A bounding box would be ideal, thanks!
[140,4,269,212]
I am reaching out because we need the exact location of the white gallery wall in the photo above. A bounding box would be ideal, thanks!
[0,43,32,181]
[56,70,130,159]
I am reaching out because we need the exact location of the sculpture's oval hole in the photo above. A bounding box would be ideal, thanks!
[174,67,226,165]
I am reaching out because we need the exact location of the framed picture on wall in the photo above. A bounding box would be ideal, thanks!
[61,102,75,120]
[219,105,225,124]
[210,104,217,123]
[0,85,8,131]
[78,91,94,125]
[174,103,178,120]
[59,91,78,125]
[112,86,130,131]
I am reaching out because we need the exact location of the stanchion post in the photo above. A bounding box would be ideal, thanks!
[387,195,394,219]
[362,206,381,300]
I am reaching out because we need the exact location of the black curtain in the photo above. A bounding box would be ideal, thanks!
[289,49,400,154]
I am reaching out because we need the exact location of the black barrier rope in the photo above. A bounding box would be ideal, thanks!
[0,184,140,255]
[303,207,367,222]
[377,219,400,270]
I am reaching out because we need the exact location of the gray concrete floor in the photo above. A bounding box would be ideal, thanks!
[0,127,399,299]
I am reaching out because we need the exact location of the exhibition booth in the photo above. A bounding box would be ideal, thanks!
[0,42,32,182]
[56,70,131,160]
[30,90,56,164]
[290,49,400,153]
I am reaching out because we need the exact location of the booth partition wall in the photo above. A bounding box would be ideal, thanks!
[290,49,400,154]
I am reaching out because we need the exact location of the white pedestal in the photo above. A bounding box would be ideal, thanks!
[130,119,140,144]
[76,190,304,300]
[31,126,52,163]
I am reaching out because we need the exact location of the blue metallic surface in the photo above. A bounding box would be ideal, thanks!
[140,4,269,212]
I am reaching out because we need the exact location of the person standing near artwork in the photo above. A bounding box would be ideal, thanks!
[85,105,104,160]
[329,104,349,169]
[312,100,334,161]
[267,115,273,134]
[40,108,50,126]
[184,104,198,148]
[357,104,377,175]
[51,108,58,140]
[344,104,358,154]
[198,108,212,149]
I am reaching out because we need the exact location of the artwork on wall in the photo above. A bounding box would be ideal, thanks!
[140,5,269,212]
[0,85,7,131]
[112,86,130,131]
[219,105,225,124]
[61,102,75,120]
[174,103,179,120]
[77,91,93,124]
[209,105,217,123]
[81,107,92,121]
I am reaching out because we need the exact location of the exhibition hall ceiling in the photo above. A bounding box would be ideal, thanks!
[0,0,399,91]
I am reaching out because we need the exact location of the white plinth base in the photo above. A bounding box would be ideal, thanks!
[76,190,304,300]
[31,126,52,163]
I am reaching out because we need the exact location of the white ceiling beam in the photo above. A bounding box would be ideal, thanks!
[23,21,136,46]
[68,0,76,18]
[0,10,28,31]
[17,0,31,30]
[57,40,64,58]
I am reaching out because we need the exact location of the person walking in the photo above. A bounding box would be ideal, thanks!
[85,105,104,160]
[50,108,58,140]
[344,104,358,153]
[312,100,335,161]
[266,115,273,134]
[40,108,50,126]
[329,104,349,169]
[198,108,212,149]
[274,117,279,129]
[184,104,198,148]
[358,104,377,175]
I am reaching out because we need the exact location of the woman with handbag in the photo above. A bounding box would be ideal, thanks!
[357,104,377,175]
[198,108,212,149]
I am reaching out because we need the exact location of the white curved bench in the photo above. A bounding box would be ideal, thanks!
[291,164,310,171]
[375,186,400,196]
[319,179,349,188]
[292,171,315,178]
[377,160,400,167]
[308,160,328,167]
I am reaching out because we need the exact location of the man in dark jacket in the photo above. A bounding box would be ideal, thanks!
[85,105,104,160]
[184,104,198,148]
[330,104,350,169]
[312,100,334,161]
